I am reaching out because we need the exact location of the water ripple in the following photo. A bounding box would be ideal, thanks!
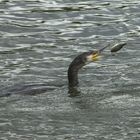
[0,0,140,139]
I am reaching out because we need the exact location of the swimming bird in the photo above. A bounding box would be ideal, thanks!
[1,43,125,97]
[68,42,126,95]
[68,45,108,91]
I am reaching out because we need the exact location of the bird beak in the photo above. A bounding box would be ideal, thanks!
[87,51,101,62]
[91,51,101,61]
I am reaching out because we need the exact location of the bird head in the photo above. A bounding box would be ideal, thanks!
[86,51,101,62]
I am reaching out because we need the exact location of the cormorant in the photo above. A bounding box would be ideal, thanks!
[67,42,126,96]
[67,45,109,96]
[1,43,125,97]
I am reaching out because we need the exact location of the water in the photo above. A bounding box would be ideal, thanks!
[0,0,140,139]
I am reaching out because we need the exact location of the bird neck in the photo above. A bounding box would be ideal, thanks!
[68,65,79,87]
[68,56,85,88]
